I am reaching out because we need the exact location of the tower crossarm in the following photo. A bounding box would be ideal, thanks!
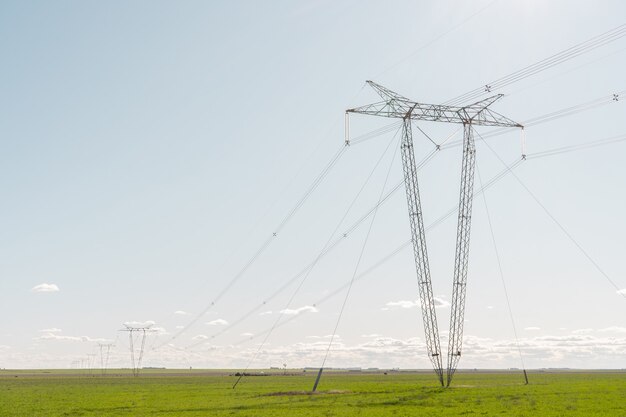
[347,81,522,128]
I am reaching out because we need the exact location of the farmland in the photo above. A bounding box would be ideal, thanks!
[0,369,625,416]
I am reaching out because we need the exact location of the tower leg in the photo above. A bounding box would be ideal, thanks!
[446,123,477,386]
[129,331,136,377]
[400,118,444,386]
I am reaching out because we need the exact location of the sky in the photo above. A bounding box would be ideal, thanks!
[1,0,625,371]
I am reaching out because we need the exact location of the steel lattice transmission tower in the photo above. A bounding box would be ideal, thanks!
[120,324,154,377]
[347,81,522,387]
[98,343,115,376]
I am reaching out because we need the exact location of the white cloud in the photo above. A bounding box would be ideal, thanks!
[486,306,494,310]
[123,320,155,328]
[524,327,541,331]
[361,334,382,338]
[192,335,209,341]
[598,326,626,334]
[617,288,626,296]
[383,297,449,311]
[37,333,106,343]
[151,326,168,335]
[572,328,594,334]
[24,329,622,370]
[31,283,59,293]
[206,319,228,326]
[175,325,184,329]
[279,305,318,315]
[385,300,419,309]
[240,332,254,337]
[260,311,272,316]
[39,328,62,333]
[174,310,190,316]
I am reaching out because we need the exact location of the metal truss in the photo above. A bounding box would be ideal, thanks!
[400,118,444,385]
[120,325,154,377]
[446,123,476,386]
[347,81,522,386]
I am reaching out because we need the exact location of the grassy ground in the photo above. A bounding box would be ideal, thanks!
[1,369,625,416]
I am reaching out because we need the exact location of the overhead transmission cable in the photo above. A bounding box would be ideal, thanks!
[231,128,403,388]
[228,127,624,349]
[374,0,500,79]
[157,144,348,349]
[167,87,625,357]
[476,166,528,384]
[184,125,626,354]
[476,128,626,298]
[186,132,448,349]
[440,89,624,150]
[444,23,626,106]
[188,130,626,360]
[173,27,626,352]
[507,45,626,97]
[221,159,523,352]
[190,128,626,351]
[312,127,401,392]
[149,84,373,353]
[525,133,626,160]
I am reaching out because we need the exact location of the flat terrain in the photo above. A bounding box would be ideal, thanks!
[1,369,625,416]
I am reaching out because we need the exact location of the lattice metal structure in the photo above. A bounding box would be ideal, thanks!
[347,81,522,386]
[120,324,154,377]
[399,116,444,385]
[98,343,115,376]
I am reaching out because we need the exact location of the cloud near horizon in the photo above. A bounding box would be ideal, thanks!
[174,310,190,316]
[279,305,318,315]
[31,283,59,293]
[206,319,228,326]
[39,328,62,333]
[123,320,156,328]
[36,332,107,343]
[382,297,449,311]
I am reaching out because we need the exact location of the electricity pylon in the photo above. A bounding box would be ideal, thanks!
[98,343,115,376]
[120,324,153,377]
[347,81,522,386]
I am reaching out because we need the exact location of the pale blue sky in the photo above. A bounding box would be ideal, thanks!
[1,0,625,370]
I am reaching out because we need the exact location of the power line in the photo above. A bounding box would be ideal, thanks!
[152,86,374,350]
[477,129,626,298]
[313,126,401,392]
[181,129,626,358]
[444,24,626,106]
[220,159,526,352]
[476,166,528,384]
[232,128,404,388]
[441,89,625,150]
[188,142,440,350]
[506,45,626,97]
[374,0,500,79]
[157,144,348,348]
[525,133,626,160]
[201,97,625,352]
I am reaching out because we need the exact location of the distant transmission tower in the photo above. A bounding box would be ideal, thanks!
[120,324,154,377]
[347,81,522,387]
[86,353,97,376]
[98,343,115,376]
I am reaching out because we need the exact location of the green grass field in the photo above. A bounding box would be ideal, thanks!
[1,369,625,416]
